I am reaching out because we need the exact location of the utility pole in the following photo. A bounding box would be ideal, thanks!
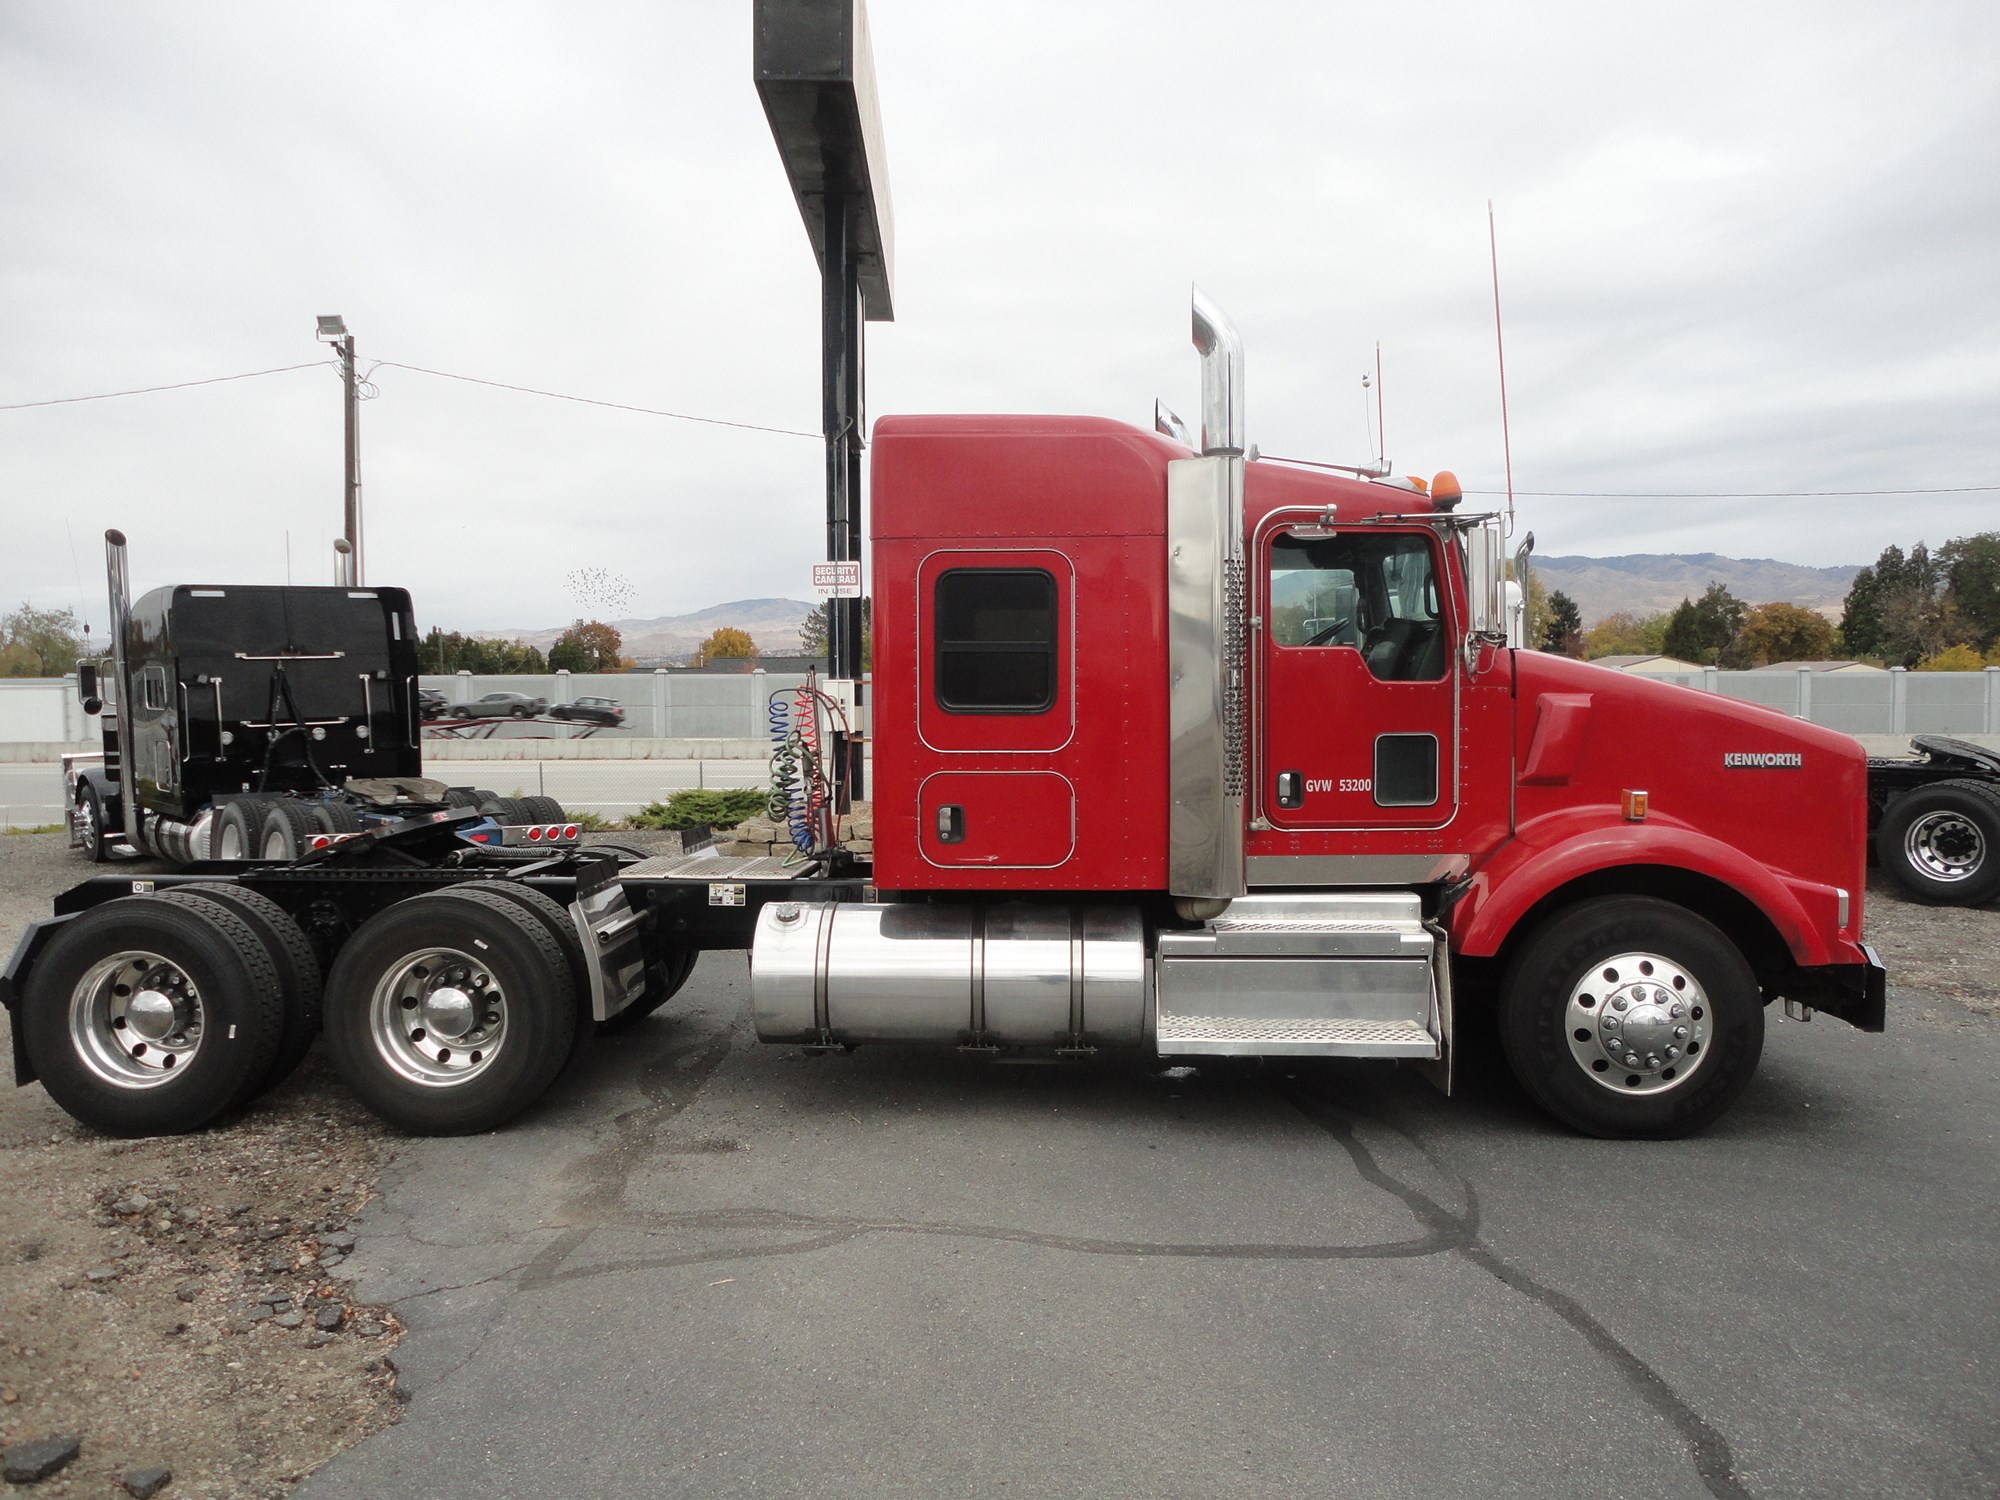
[754,0,895,806]
[316,315,363,583]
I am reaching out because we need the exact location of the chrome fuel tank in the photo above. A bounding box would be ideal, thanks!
[751,902,1146,1049]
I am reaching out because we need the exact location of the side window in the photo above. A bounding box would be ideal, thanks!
[140,665,169,712]
[1269,531,1447,682]
[934,569,1057,713]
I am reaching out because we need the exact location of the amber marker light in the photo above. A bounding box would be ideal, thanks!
[1430,471,1464,507]
[1622,789,1649,821]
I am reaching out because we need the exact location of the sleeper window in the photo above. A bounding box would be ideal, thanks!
[934,569,1057,713]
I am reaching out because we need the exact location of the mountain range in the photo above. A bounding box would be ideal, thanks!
[475,553,1866,658]
[483,597,817,665]
[1530,554,1861,626]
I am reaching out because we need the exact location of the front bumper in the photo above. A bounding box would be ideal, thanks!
[1781,941,1887,1032]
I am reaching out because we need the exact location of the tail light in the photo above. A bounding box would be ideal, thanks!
[309,834,331,851]
[563,824,579,840]
[526,825,544,841]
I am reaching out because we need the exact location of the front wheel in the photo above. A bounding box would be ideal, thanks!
[1876,779,2000,906]
[76,786,110,862]
[1499,896,1764,1139]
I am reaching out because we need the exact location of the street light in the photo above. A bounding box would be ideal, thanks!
[315,314,362,583]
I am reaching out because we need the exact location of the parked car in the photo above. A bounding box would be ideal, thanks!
[450,691,548,719]
[417,688,450,720]
[550,695,625,727]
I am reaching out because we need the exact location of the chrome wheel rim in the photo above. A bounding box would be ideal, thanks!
[368,946,508,1087]
[1565,951,1711,1096]
[68,950,205,1088]
[1904,810,1984,884]
[218,817,247,860]
[77,796,97,849]
[262,824,291,860]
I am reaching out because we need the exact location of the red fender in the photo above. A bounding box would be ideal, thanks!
[1450,811,1847,967]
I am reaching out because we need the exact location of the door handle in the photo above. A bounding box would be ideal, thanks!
[1276,771,1304,809]
[935,804,966,843]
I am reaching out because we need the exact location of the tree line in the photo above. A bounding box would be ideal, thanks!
[1537,530,2000,670]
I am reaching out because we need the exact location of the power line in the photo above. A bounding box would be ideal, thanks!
[0,361,332,411]
[368,360,817,439]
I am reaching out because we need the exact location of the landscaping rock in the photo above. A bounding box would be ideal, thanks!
[121,1466,173,1498]
[3,1434,82,1484]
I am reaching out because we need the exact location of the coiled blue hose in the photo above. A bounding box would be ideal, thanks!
[766,695,813,852]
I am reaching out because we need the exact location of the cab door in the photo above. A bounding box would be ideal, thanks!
[1259,524,1458,831]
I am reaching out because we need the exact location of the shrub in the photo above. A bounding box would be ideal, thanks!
[628,787,769,831]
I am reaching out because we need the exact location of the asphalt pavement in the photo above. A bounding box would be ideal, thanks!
[299,962,1999,1500]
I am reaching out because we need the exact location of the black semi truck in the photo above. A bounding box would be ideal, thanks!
[65,531,576,864]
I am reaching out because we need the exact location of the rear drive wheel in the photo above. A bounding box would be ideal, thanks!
[443,786,484,810]
[462,881,594,1053]
[21,896,286,1136]
[258,800,316,861]
[158,884,324,1097]
[213,800,263,861]
[1499,896,1763,1139]
[307,800,362,837]
[482,796,532,824]
[519,795,565,824]
[1875,779,2000,906]
[322,888,578,1133]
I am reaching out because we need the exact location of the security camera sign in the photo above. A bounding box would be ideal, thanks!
[812,561,862,598]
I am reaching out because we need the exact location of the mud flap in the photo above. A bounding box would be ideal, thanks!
[2,914,79,1086]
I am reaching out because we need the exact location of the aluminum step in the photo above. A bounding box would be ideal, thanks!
[1155,1015,1437,1058]
[1155,891,1443,1060]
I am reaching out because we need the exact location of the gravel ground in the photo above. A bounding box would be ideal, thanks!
[0,830,1992,1495]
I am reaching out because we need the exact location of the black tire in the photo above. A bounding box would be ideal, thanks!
[463,882,594,1053]
[213,800,263,861]
[307,800,363,837]
[158,884,324,1098]
[471,788,501,806]
[443,786,484,810]
[482,796,533,824]
[76,785,110,863]
[322,888,578,1134]
[258,799,316,862]
[1499,896,1763,1139]
[511,706,531,719]
[1875,778,2000,907]
[519,795,566,824]
[597,947,698,1034]
[20,896,286,1136]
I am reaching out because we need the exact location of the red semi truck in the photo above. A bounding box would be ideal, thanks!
[1,295,1883,1143]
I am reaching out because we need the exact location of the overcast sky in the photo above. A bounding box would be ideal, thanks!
[4,0,1996,637]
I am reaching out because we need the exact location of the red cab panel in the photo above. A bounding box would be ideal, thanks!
[918,771,1076,869]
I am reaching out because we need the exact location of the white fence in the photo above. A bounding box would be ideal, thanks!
[6,664,2000,759]
[421,669,815,740]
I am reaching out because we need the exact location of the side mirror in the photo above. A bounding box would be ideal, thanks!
[77,661,98,699]
[81,695,104,716]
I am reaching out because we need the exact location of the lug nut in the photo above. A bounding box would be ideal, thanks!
[1669,1002,1685,1018]
[1673,1025,1689,1040]
[1665,1046,1681,1061]
[1612,996,1629,1011]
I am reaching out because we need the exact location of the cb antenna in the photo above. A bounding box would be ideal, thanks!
[1488,201,1516,538]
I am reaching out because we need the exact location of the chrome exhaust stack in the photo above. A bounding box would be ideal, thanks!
[1166,289,1249,903]
[333,538,356,587]
[103,528,146,854]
